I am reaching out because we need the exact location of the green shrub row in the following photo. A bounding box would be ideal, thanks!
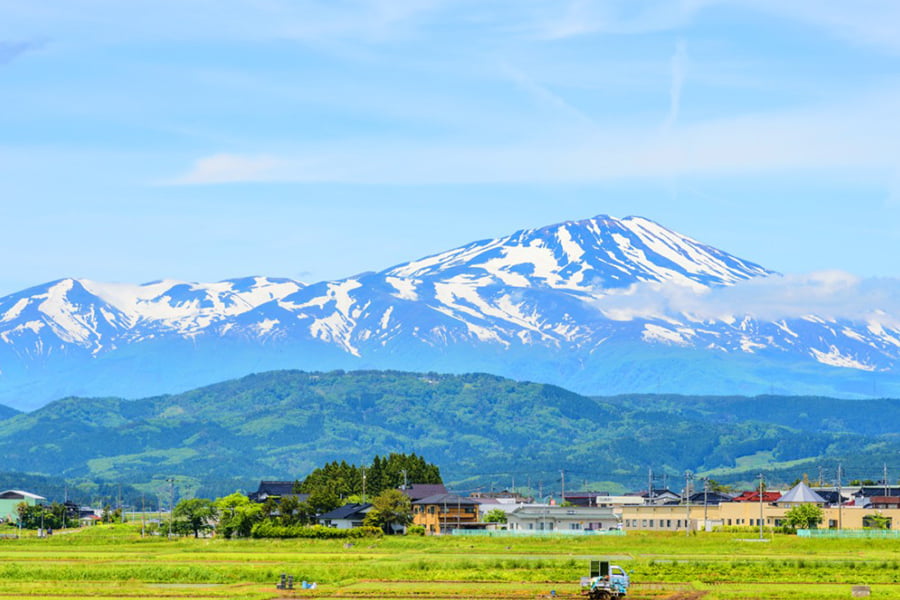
[249,523,382,539]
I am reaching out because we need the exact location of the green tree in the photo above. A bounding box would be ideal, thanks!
[307,487,341,514]
[484,508,508,523]
[784,503,824,530]
[863,512,891,529]
[173,498,216,538]
[363,489,413,534]
[214,493,261,538]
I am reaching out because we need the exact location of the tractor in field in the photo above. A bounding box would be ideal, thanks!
[580,560,630,600]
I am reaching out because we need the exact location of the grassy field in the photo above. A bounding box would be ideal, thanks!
[1,526,899,599]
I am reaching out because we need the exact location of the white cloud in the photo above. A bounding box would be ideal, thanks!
[593,271,900,328]
[169,83,900,185]
[661,39,688,132]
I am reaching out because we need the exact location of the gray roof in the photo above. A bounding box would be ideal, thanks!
[509,505,616,520]
[778,482,826,504]
[400,484,448,501]
[413,493,478,506]
[318,503,372,520]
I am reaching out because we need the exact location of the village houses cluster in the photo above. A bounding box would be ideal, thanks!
[4,479,900,535]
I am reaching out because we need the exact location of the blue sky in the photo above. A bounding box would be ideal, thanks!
[2,0,900,296]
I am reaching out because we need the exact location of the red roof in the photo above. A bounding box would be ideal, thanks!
[871,496,900,505]
[733,491,781,503]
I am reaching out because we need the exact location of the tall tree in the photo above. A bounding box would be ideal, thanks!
[784,504,824,530]
[173,498,216,538]
[363,489,413,534]
[214,493,261,539]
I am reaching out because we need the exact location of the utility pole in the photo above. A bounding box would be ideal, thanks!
[684,471,692,537]
[757,473,765,540]
[702,477,709,533]
[166,478,175,539]
[884,463,889,498]
[141,495,146,537]
[818,465,824,487]
[401,469,408,490]
[362,468,367,503]
[836,464,843,530]
[647,468,653,504]
[560,469,566,504]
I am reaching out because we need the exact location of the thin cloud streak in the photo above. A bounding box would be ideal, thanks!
[594,271,900,328]
[169,84,900,185]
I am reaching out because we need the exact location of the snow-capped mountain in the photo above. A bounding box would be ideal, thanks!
[1,215,898,410]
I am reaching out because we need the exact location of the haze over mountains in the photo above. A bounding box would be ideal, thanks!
[2,215,899,411]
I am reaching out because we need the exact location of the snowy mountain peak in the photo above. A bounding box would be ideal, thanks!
[384,214,772,290]
[1,213,897,410]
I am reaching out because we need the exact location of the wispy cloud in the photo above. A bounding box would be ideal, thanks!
[168,83,900,185]
[594,271,900,328]
[0,39,44,65]
[661,39,688,132]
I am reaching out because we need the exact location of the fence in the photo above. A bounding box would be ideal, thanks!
[449,529,626,537]
[798,529,900,538]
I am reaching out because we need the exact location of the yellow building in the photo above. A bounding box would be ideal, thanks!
[412,493,480,534]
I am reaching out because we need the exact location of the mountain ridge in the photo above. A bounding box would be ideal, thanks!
[1,369,896,496]
[1,214,899,410]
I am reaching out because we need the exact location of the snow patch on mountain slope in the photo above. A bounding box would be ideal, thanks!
[811,346,875,371]
[386,277,418,301]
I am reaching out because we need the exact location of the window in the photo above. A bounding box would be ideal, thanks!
[641,520,647,527]
[649,520,654,527]
[666,520,672,528]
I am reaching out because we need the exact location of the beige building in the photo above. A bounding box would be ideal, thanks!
[621,499,900,532]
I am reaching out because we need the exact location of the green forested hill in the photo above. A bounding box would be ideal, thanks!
[0,403,19,421]
[1,370,898,501]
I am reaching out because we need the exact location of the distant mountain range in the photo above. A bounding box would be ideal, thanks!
[1,370,896,497]
[2,215,899,410]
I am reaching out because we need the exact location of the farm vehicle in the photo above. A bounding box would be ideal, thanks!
[580,560,630,600]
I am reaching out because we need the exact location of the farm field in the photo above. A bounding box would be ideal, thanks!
[1,526,900,600]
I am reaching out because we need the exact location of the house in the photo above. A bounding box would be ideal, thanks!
[858,486,900,498]
[869,496,900,510]
[318,503,372,529]
[633,488,682,505]
[412,493,480,534]
[687,491,734,505]
[470,489,533,503]
[732,490,782,503]
[563,492,610,507]
[506,505,618,532]
[399,484,447,502]
[0,490,46,523]
[776,482,826,507]
[248,481,309,504]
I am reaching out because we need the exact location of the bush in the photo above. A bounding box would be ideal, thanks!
[250,523,383,539]
[406,525,426,536]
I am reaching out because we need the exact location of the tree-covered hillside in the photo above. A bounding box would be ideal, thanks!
[0,403,19,421]
[0,370,898,500]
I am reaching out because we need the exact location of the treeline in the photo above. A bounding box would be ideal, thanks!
[296,452,441,499]
[163,453,438,539]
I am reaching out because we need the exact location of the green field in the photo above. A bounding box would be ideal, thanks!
[2,526,899,599]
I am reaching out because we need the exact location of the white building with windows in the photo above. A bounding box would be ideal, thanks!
[506,505,618,532]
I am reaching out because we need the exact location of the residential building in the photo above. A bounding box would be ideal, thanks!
[0,490,46,523]
[399,484,447,502]
[318,503,372,529]
[412,493,480,534]
[248,481,308,504]
[506,505,618,532]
